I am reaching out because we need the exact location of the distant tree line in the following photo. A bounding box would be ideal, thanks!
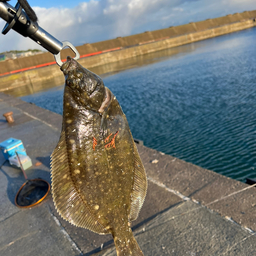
[0,49,43,55]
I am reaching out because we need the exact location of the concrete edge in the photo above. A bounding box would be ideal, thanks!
[1,92,256,234]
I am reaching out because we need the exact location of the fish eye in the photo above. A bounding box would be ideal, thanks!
[67,79,72,85]
[67,79,77,89]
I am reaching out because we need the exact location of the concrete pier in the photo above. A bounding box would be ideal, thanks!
[0,92,256,255]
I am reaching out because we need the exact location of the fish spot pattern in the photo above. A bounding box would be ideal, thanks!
[51,57,147,256]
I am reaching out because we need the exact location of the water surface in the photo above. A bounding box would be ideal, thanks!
[21,27,256,182]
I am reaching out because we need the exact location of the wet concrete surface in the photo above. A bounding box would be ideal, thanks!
[0,92,256,256]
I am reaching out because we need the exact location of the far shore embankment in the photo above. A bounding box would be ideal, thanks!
[0,10,255,96]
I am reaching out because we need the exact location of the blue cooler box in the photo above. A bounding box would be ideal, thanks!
[0,138,27,160]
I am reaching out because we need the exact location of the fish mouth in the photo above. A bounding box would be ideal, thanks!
[60,56,78,75]
[61,57,103,96]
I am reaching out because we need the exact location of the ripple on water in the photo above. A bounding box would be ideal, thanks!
[21,28,256,182]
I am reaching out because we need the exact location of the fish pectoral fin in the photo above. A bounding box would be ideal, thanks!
[98,87,112,113]
[51,130,107,234]
[129,142,147,221]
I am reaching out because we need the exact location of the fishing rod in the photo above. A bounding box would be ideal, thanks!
[0,0,80,66]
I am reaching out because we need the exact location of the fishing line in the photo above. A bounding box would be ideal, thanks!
[205,182,256,207]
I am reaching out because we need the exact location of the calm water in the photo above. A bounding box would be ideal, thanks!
[21,27,256,182]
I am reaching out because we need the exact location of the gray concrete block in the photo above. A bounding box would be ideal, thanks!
[136,144,256,232]
[98,201,256,256]
[0,204,80,256]
[1,93,256,256]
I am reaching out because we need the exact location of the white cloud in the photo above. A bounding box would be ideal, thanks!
[0,0,255,52]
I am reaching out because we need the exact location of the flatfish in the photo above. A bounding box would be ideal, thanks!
[51,56,147,256]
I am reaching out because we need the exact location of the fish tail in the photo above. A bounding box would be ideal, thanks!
[113,230,144,256]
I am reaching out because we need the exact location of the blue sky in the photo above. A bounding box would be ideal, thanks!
[1,0,256,52]
[34,0,89,8]
[9,0,92,8]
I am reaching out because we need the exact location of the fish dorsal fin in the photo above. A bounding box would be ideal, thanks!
[51,131,107,234]
[129,142,147,221]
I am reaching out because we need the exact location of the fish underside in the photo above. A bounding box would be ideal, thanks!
[50,56,147,256]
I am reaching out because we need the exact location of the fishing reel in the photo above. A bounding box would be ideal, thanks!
[0,1,79,66]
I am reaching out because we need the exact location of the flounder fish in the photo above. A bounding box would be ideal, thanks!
[51,56,147,256]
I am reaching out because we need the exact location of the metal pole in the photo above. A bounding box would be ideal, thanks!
[15,151,28,180]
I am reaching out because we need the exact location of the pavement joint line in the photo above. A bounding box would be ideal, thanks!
[21,109,59,131]
[147,176,190,201]
[223,216,256,236]
[205,183,256,207]
[242,226,256,234]
[138,201,256,242]
[48,207,83,255]
[59,229,83,255]
[0,230,38,252]
[148,176,256,216]
[0,208,20,224]
[135,204,203,235]
[147,176,256,235]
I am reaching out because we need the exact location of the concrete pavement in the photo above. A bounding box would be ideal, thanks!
[0,92,256,256]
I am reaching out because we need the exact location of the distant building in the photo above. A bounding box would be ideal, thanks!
[16,51,43,58]
[2,50,43,61]
[16,51,32,58]
[5,52,17,59]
